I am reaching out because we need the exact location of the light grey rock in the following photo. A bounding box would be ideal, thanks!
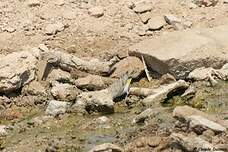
[45,100,70,116]
[129,24,228,79]
[88,6,104,18]
[173,105,228,129]
[142,80,189,106]
[0,125,8,136]
[27,0,40,7]
[22,81,47,96]
[147,16,166,30]
[89,143,123,152]
[0,50,39,93]
[47,68,72,82]
[133,2,153,13]
[133,108,161,123]
[51,81,80,101]
[164,14,181,25]
[45,22,65,35]
[75,89,114,114]
[111,57,144,79]
[189,115,226,133]
[139,12,151,23]
[75,75,106,90]
[171,133,217,152]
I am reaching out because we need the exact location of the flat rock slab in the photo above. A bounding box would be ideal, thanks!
[129,24,228,79]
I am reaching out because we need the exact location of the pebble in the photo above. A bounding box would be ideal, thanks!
[147,16,166,30]
[88,6,104,18]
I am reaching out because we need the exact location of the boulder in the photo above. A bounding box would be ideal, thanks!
[89,143,123,152]
[111,57,144,79]
[0,51,39,93]
[51,82,80,101]
[142,80,189,106]
[129,25,228,79]
[189,115,226,134]
[75,75,106,90]
[139,12,151,23]
[45,100,70,116]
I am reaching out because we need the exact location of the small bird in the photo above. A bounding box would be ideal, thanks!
[108,73,132,100]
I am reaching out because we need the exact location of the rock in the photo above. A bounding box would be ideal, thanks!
[129,24,228,79]
[22,81,47,96]
[88,6,104,18]
[133,108,163,123]
[133,2,153,13]
[51,81,80,101]
[89,143,123,152]
[142,80,189,106]
[224,0,228,4]
[45,100,70,116]
[75,75,106,90]
[164,14,181,25]
[0,50,39,93]
[129,87,154,97]
[47,68,72,82]
[139,12,151,24]
[173,105,228,128]
[45,22,65,35]
[181,85,196,97]
[171,133,216,151]
[111,57,144,79]
[55,0,65,6]
[189,115,226,134]
[0,125,8,136]
[159,73,176,85]
[53,50,113,76]
[192,0,218,7]
[3,27,16,33]
[27,0,40,7]
[74,89,114,114]
[147,16,166,30]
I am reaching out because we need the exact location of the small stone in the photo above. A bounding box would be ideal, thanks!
[22,81,47,96]
[192,0,218,7]
[0,125,8,136]
[27,0,40,7]
[159,73,176,85]
[51,81,80,101]
[133,2,153,13]
[164,14,181,25]
[75,75,106,90]
[188,2,198,9]
[45,22,65,35]
[47,68,72,82]
[3,27,16,33]
[139,12,151,24]
[147,16,166,30]
[224,0,228,4]
[89,143,123,152]
[45,100,70,116]
[183,21,193,28]
[88,6,104,18]
[55,0,65,6]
